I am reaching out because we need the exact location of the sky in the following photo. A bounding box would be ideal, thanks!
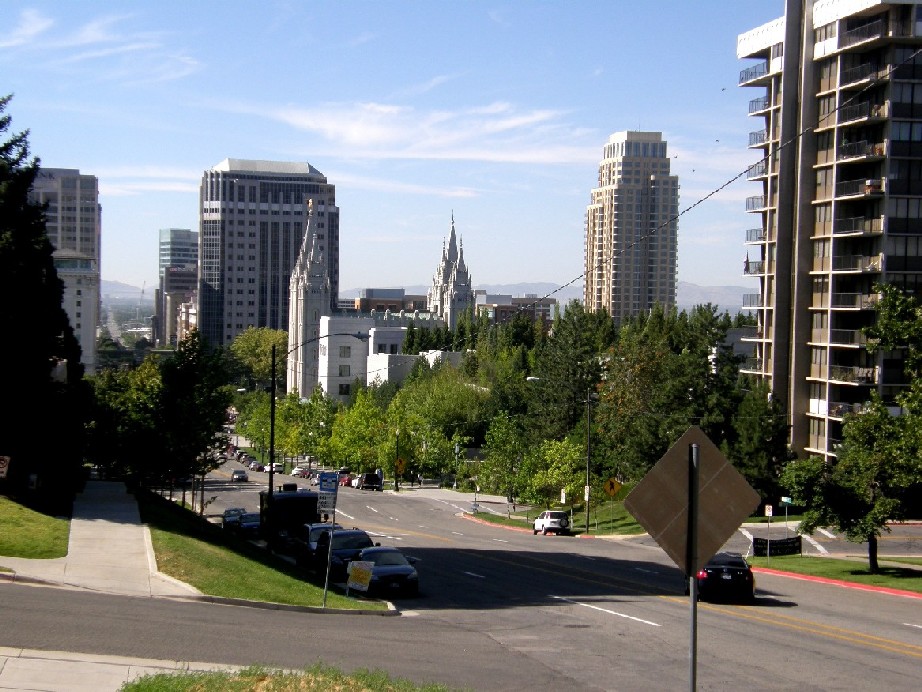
[1,1,784,297]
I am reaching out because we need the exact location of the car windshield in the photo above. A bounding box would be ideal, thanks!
[368,551,408,566]
[240,513,260,522]
[332,534,373,550]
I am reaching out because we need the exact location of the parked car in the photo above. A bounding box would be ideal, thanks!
[292,522,343,567]
[269,462,285,474]
[221,507,246,529]
[291,467,312,479]
[338,473,354,487]
[694,552,755,603]
[231,468,249,482]
[350,475,362,488]
[309,475,321,486]
[354,546,419,597]
[235,512,262,538]
[313,528,379,581]
[533,510,570,535]
[248,460,265,472]
[356,472,383,491]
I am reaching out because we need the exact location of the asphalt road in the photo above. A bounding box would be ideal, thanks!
[7,463,917,691]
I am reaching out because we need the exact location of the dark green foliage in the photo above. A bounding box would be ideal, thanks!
[0,94,86,509]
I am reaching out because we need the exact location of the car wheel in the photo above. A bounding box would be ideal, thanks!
[533,528,538,535]
[542,528,549,535]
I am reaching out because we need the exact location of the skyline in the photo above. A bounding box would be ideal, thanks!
[2,1,782,300]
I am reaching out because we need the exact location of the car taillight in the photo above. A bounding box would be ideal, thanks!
[696,569,708,580]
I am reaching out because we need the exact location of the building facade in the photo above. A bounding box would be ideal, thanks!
[156,228,198,347]
[287,200,332,398]
[197,159,339,348]
[29,168,101,374]
[737,0,922,460]
[427,216,475,330]
[583,131,679,325]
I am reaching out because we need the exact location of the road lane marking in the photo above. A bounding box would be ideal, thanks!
[451,531,464,536]
[464,571,486,579]
[803,533,828,554]
[492,538,509,543]
[905,623,922,629]
[366,506,379,513]
[552,596,660,627]
[666,598,922,659]
[818,527,836,538]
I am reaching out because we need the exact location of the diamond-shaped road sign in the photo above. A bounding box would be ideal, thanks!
[624,426,760,574]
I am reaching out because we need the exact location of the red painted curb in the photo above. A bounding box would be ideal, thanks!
[752,566,922,599]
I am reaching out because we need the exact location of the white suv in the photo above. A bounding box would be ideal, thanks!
[533,510,570,535]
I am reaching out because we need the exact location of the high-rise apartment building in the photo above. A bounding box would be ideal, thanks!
[583,131,679,324]
[197,159,339,348]
[29,168,101,374]
[156,228,198,346]
[738,0,922,460]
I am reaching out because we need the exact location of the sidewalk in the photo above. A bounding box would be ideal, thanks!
[0,481,222,691]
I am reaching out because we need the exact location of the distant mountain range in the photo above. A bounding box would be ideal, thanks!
[101,280,750,314]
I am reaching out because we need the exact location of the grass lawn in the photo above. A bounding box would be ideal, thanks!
[137,491,386,611]
[123,663,458,691]
[748,553,922,593]
[0,496,69,559]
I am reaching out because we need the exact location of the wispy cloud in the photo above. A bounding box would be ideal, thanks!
[0,9,54,48]
[1,9,199,84]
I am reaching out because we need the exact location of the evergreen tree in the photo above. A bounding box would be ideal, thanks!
[0,94,86,508]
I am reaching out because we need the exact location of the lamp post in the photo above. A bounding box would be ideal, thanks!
[585,388,598,533]
[394,428,400,493]
[268,332,367,507]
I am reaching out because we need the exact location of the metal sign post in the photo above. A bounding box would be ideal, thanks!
[687,443,699,692]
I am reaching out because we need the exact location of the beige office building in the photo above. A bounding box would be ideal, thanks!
[738,0,922,460]
[584,131,679,324]
[29,168,101,374]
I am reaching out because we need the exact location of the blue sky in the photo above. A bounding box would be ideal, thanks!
[2,1,782,296]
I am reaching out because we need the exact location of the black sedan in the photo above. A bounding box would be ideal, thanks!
[695,552,755,602]
[314,528,378,581]
[355,546,419,597]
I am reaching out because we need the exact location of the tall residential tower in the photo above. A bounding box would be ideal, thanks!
[583,131,679,324]
[738,0,922,460]
[197,159,339,347]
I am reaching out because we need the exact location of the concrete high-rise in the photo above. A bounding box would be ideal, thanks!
[29,168,100,374]
[738,0,922,460]
[583,131,679,324]
[156,228,198,347]
[197,159,339,348]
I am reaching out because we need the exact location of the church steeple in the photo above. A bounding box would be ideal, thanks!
[427,214,474,330]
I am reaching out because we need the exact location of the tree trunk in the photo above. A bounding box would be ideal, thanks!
[867,533,879,574]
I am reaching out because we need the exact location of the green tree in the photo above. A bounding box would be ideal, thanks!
[230,327,288,392]
[781,395,910,573]
[481,412,527,500]
[329,389,386,472]
[0,94,86,507]
[159,331,232,489]
[728,380,790,504]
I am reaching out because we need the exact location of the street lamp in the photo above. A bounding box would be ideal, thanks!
[268,332,367,506]
[585,388,599,534]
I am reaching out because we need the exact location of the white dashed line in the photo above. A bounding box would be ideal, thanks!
[464,571,486,579]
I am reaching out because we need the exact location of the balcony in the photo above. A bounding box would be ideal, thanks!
[832,215,884,236]
[746,195,769,212]
[742,293,762,308]
[838,101,885,126]
[840,62,879,87]
[739,61,770,86]
[741,357,763,372]
[749,129,767,147]
[837,140,886,161]
[743,259,765,276]
[749,96,770,114]
[828,364,878,384]
[828,401,866,418]
[830,292,880,310]
[829,329,868,346]
[746,161,768,180]
[831,254,883,273]
[835,177,884,198]
[745,227,766,243]
[840,19,883,49]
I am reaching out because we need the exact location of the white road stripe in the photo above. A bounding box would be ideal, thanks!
[366,506,379,513]
[464,571,486,579]
[903,623,922,629]
[803,533,828,554]
[492,538,509,543]
[451,531,464,536]
[552,596,660,627]
[817,527,836,538]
